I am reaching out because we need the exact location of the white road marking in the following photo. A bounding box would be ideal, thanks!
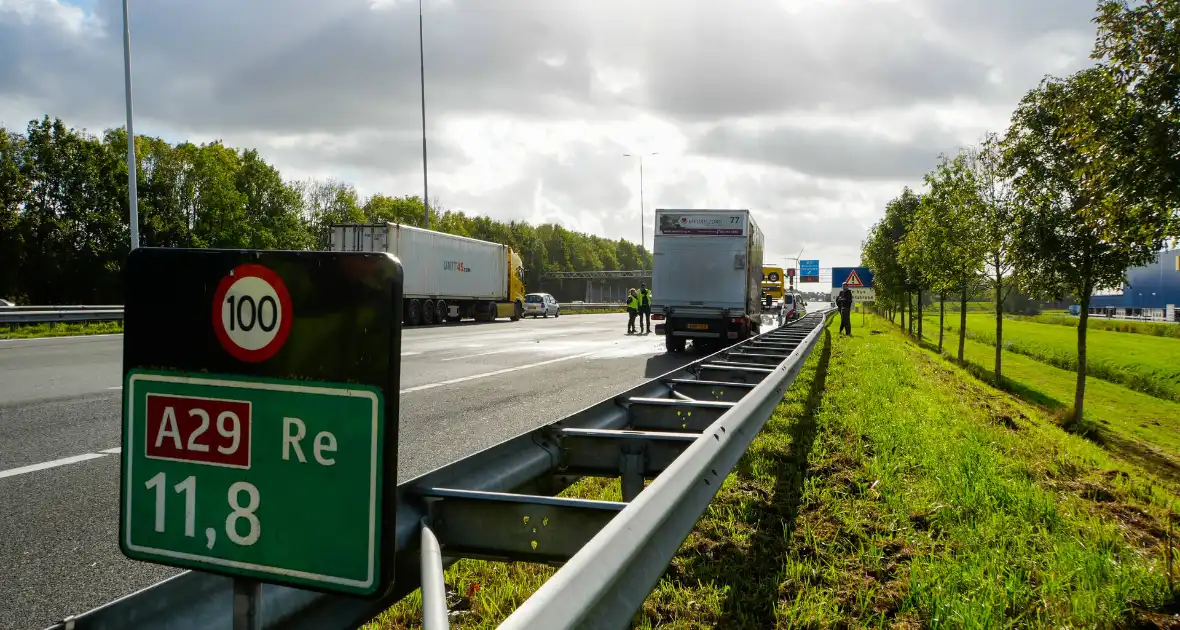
[108,386,122,390]
[0,452,112,480]
[99,447,122,454]
[440,349,507,362]
[401,351,422,357]
[400,351,600,394]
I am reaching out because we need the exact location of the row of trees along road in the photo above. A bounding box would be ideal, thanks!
[0,118,651,306]
[862,0,1180,427]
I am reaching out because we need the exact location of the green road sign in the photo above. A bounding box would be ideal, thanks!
[121,369,384,594]
[119,249,403,596]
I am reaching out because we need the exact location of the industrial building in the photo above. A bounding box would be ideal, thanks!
[1089,248,1180,310]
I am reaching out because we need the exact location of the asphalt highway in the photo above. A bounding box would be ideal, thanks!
[0,313,721,630]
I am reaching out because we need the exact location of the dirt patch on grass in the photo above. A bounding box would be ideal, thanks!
[1128,603,1180,629]
[1058,471,1173,552]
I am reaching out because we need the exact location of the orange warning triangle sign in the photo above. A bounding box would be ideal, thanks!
[844,269,864,287]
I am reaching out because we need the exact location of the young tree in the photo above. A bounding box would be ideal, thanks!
[903,152,986,359]
[967,133,1017,380]
[1003,67,1174,424]
[863,189,920,330]
[1093,0,1180,217]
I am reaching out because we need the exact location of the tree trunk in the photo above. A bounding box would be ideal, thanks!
[958,285,967,363]
[908,293,915,336]
[917,289,924,340]
[993,263,1003,382]
[938,293,945,353]
[1074,296,1090,423]
[901,294,907,331]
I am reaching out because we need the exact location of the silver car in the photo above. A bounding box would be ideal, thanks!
[523,293,561,318]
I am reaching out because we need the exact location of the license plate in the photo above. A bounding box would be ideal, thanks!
[686,323,709,330]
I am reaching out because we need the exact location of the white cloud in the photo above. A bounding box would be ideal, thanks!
[0,0,1100,282]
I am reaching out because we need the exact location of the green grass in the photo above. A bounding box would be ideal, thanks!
[1017,313,1180,340]
[367,315,1179,628]
[0,320,124,340]
[919,322,1180,486]
[925,312,1180,403]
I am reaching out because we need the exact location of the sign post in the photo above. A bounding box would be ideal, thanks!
[831,267,875,303]
[800,259,820,284]
[120,248,403,601]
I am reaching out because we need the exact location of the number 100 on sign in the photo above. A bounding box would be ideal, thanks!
[120,370,385,595]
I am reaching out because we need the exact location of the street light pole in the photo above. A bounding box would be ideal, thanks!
[623,152,657,268]
[121,0,140,250]
[418,0,430,229]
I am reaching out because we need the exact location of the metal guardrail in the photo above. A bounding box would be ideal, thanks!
[44,309,830,630]
[561,302,623,310]
[542,270,652,280]
[0,305,125,325]
[1,303,617,326]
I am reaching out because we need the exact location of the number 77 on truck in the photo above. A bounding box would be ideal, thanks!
[329,222,528,326]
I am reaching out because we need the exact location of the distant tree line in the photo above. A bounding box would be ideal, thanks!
[0,117,650,305]
[861,0,1180,426]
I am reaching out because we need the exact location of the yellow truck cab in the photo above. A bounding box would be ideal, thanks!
[762,266,786,307]
[499,249,528,320]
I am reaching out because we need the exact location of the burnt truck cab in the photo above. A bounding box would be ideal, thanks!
[649,208,765,353]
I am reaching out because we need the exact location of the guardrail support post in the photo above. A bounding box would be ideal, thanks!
[232,578,262,630]
[420,518,451,630]
[619,449,644,502]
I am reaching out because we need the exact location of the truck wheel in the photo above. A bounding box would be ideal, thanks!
[665,335,685,353]
[511,301,522,322]
[407,299,422,327]
[436,300,447,324]
[422,300,436,326]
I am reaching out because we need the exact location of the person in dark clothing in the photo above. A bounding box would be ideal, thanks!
[837,282,853,335]
[638,283,653,334]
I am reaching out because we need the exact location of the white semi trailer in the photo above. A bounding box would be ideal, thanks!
[650,208,765,352]
[329,223,527,326]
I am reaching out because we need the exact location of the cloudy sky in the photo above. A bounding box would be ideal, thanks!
[0,0,1098,286]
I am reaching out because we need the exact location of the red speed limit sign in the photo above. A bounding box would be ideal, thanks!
[212,264,293,362]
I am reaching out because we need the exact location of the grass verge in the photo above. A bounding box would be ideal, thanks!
[370,314,1179,628]
[926,312,1180,403]
[0,320,124,340]
[1016,313,1180,340]
[925,323,1180,486]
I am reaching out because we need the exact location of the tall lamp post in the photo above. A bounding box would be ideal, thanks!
[418,0,430,228]
[623,152,657,268]
[121,0,140,250]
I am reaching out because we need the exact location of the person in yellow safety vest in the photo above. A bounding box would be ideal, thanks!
[626,288,640,334]
[638,283,653,334]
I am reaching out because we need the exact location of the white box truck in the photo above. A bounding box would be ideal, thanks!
[650,209,765,352]
[328,223,527,326]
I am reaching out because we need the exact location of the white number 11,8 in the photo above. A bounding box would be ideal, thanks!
[144,472,260,546]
